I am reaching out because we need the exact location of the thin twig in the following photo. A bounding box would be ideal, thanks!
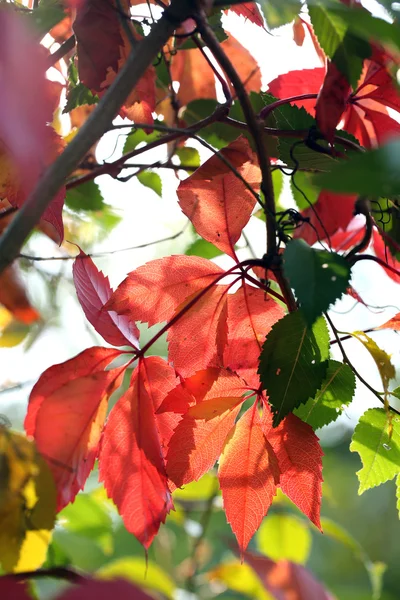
[47,36,76,69]
[346,198,373,259]
[351,254,400,278]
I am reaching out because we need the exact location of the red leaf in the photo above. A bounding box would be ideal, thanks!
[293,190,356,246]
[0,264,40,324]
[228,3,264,28]
[105,255,224,326]
[243,552,334,600]
[167,284,229,377]
[0,579,30,600]
[372,229,400,283]
[28,362,125,510]
[223,283,285,388]
[167,396,242,488]
[177,137,261,260]
[25,347,122,437]
[263,411,323,530]
[346,286,368,306]
[219,405,280,554]
[315,61,351,143]
[364,107,400,144]
[73,249,139,349]
[170,47,217,108]
[58,578,154,600]
[377,313,400,330]
[99,357,177,548]
[73,0,122,92]
[0,12,65,240]
[267,68,324,114]
[221,34,262,94]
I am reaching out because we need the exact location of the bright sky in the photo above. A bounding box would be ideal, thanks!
[1,1,399,447]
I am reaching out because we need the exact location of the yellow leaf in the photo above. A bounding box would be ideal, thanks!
[0,428,56,572]
[352,331,395,394]
[208,561,274,600]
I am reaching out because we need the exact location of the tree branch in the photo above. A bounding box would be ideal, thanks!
[0,0,194,275]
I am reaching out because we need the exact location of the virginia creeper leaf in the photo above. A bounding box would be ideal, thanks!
[185,238,223,259]
[166,396,242,488]
[170,47,217,107]
[258,0,301,28]
[57,578,155,600]
[315,61,351,143]
[167,284,229,377]
[228,3,264,27]
[208,561,272,600]
[0,580,30,600]
[177,137,261,260]
[256,513,312,565]
[258,311,330,426]
[99,357,178,548]
[137,171,162,197]
[25,347,122,438]
[73,250,140,349]
[294,360,356,429]
[263,411,323,530]
[314,139,400,197]
[105,255,224,327]
[350,408,400,493]
[283,239,351,324]
[218,406,280,554]
[66,181,105,212]
[31,366,124,511]
[223,283,285,388]
[378,313,400,331]
[221,34,262,94]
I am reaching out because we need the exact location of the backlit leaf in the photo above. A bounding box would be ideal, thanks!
[258,0,301,28]
[209,561,273,600]
[177,137,261,260]
[351,331,395,396]
[263,411,323,529]
[185,238,223,259]
[66,181,105,212]
[258,311,330,426]
[256,513,312,564]
[223,283,285,388]
[105,255,224,327]
[99,357,177,548]
[137,171,162,197]
[228,3,264,28]
[57,578,155,600]
[73,250,140,349]
[99,557,175,600]
[295,360,356,429]
[283,239,351,324]
[219,406,279,553]
[350,408,400,493]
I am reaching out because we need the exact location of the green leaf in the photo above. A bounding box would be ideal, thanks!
[294,360,356,429]
[283,240,351,324]
[351,331,395,395]
[372,198,400,261]
[123,127,161,154]
[173,472,219,502]
[25,0,66,36]
[256,513,312,564]
[263,93,315,131]
[185,238,223,259]
[308,4,370,88]
[390,387,400,401]
[64,62,98,114]
[258,0,301,28]
[272,168,284,203]
[258,310,330,426]
[137,171,162,197]
[175,147,201,172]
[184,100,238,150]
[396,474,400,518]
[65,181,105,212]
[291,171,320,211]
[98,557,176,599]
[314,139,400,197]
[350,408,400,494]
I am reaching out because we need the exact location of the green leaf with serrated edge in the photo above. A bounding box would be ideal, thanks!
[25,0,66,35]
[372,198,400,261]
[256,514,312,564]
[66,181,105,212]
[263,93,315,131]
[175,147,200,172]
[351,332,395,398]
[184,99,239,150]
[295,360,355,429]
[123,127,161,154]
[258,0,301,28]
[350,408,400,494]
[308,4,370,89]
[185,238,223,259]
[284,240,351,324]
[396,474,400,518]
[64,62,98,114]
[137,171,162,197]
[390,387,400,401]
[291,171,320,211]
[258,310,330,426]
[314,139,400,197]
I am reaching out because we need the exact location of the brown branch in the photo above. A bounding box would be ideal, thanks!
[0,0,195,275]
[346,197,373,259]
[3,567,86,583]
[47,35,76,69]
[351,254,400,278]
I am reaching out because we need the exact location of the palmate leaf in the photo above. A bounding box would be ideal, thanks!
[258,311,330,426]
[294,360,356,430]
[283,240,351,325]
[350,408,400,494]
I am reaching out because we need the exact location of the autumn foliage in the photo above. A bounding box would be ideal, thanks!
[0,0,400,598]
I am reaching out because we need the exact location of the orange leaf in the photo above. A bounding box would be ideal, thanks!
[167,284,229,377]
[219,405,279,554]
[223,283,285,388]
[315,61,351,143]
[28,359,125,510]
[227,3,264,28]
[167,396,242,488]
[0,264,39,324]
[263,410,323,530]
[105,255,224,327]
[177,137,260,260]
[170,47,217,107]
[99,357,177,548]
[377,313,400,330]
[221,34,262,94]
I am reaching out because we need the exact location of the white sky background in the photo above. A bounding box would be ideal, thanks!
[1,0,399,445]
